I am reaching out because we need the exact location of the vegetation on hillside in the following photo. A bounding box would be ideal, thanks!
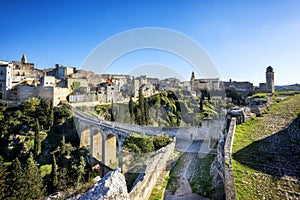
[123,133,172,153]
[232,93,300,199]
[95,90,226,126]
[0,98,94,199]
[123,133,173,191]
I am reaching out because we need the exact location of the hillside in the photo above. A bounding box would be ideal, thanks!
[232,94,300,199]
[275,84,300,91]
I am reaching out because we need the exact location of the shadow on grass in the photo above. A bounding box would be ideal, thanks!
[233,115,300,184]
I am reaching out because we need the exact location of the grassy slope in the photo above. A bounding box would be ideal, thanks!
[232,94,300,199]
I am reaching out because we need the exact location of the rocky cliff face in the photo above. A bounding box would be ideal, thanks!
[78,169,129,200]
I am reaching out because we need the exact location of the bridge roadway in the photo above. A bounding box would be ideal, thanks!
[71,105,224,169]
[72,106,179,137]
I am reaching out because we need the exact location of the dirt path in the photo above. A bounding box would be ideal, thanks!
[164,153,209,200]
[174,154,192,196]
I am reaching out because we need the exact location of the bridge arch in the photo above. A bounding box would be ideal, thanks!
[104,133,118,168]
[80,125,91,148]
[90,126,104,162]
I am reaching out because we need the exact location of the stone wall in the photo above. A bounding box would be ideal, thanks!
[210,117,237,200]
[224,118,237,200]
[129,140,175,200]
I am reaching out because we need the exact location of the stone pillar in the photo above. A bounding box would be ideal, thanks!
[102,134,106,165]
[90,128,94,166]
[118,138,123,171]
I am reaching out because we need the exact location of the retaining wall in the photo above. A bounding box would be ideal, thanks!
[210,117,237,200]
[224,118,237,200]
[129,140,175,200]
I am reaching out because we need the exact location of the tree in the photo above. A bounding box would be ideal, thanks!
[110,99,115,121]
[207,90,211,102]
[50,154,58,191]
[57,167,68,191]
[77,156,86,185]
[71,81,80,91]
[72,156,86,187]
[199,96,204,111]
[0,156,8,200]
[153,134,172,150]
[24,153,44,199]
[123,133,154,153]
[144,99,150,125]
[61,135,66,155]
[155,95,161,123]
[22,97,41,128]
[138,87,145,125]
[54,105,72,125]
[128,97,135,124]
[8,158,27,199]
[34,119,41,156]
[49,100,54,127]
[176,111,181,126]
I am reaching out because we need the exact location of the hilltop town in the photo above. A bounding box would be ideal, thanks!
[0,54,275,106]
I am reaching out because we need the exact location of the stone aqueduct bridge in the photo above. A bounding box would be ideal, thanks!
[72,107,225,169]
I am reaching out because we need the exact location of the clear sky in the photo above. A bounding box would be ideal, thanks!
[1,0,299,85]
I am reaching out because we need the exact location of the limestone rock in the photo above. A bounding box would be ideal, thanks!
[78,168,129,200]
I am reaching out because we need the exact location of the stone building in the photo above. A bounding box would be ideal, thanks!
[11,54,43,86]
[223,80,254,98]
[258,66,275,93]
[0,61,12,99]
[190,71,221,95]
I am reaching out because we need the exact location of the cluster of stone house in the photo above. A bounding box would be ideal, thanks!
[0,55,274,106]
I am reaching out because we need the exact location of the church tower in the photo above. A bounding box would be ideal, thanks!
[266,66,274,93]
[21,54,27,64]
[190,71,195,81]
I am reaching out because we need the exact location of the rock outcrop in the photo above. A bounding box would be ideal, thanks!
[78,169,129,200]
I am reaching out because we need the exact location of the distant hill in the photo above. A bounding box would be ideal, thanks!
[275,83,300,91]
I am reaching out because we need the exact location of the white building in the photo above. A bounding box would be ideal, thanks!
[0,61,12,99]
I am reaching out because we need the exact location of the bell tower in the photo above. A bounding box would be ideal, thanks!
[21,54,27,64]
[266,66,274,93]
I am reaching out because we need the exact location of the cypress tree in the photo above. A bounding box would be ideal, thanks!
[25,153,44,199]
[138,88,145,125]
[34,119,41,156]
[77,156,86,186]
[49,100,54,127]
[50,153,58,190]
[144,98,150,125]
[110,99,115,121]
[176,111,181,126]
[199,98,204,111]
[128,97,134,123]
[0,156,8,200]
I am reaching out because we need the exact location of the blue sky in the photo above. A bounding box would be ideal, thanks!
[1,0,299,85]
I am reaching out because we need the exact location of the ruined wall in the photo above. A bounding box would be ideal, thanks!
[129,140,175,200]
